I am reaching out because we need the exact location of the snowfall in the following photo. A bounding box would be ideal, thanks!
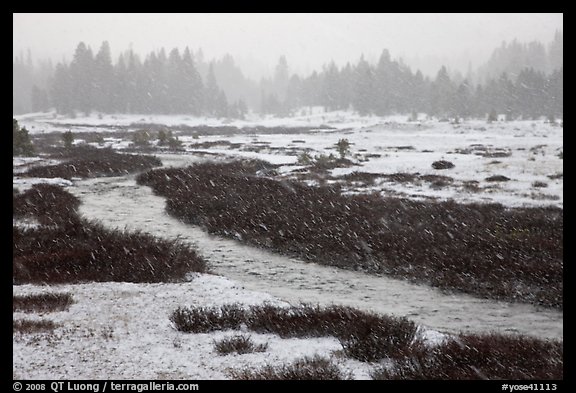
[13,109,563,379]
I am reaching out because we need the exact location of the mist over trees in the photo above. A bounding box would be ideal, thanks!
[13,32,563,121]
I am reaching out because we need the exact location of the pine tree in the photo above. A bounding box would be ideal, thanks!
[430,66,456,118]
[62,130,74,149]
[93,41,114,113]
[352,56,375,115]
[181,47,204,115]
[205,63,220,116]
[31,85,50,112]
[51,63,73,115]
[70,42,95,115]
[321,62,340,111]
[13,119,35,156]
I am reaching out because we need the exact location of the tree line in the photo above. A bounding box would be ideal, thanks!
[15,35,562,121]
[48,42,248,119]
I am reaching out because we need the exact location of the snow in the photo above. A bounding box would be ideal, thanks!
[176,119,562,208]
[14,108,396,134]
[13,176,73,190]
[13,274,376,379]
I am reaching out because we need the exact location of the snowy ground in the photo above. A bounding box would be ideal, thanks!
[14,274,410,380]
[15,108,401,133]
[15,110,563,208]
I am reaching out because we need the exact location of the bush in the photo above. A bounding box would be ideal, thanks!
[230,356,351,380]
[158,129,183,149]
[131,130,151,147]
[297,151,313,165]
[62,130,74,149]
[24,145,162,179]
[431,160,455,170]
[532,181,548,188]
[172,304,419,362]
[13,222,207,284]
[371,333,563,380]
[13,319,59,334]
[13,185,206,284]
[485,175,511,182]
[13,293,74,313]
[336,138,351,159]
[170,304,245,333]
[13,119,35,156]
[339,315,418,361]
[13,184,81,226]
[214,334,268,355]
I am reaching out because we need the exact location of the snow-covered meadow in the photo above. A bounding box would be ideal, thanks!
[13,110,563,379]
[16,110,563,208]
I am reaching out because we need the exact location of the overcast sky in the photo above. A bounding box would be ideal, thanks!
[13,13,563,78]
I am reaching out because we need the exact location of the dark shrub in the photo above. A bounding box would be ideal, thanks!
[372,333,563,380]
[170,305,245,333]
[13,222,206,284]
[532,181,548,188]
[13,293,74,313]
[13,319,59,334]
[485,175,511,182]
[24,145,161,179]
[13,184,206,284]
[13,184,81,226]
[172,304,419,362]
[431,160,454,169]
[230,356,351,380]
[13,119,35,157]
[214,334,268,355]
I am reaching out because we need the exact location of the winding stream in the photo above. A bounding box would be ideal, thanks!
[69,154,563,339]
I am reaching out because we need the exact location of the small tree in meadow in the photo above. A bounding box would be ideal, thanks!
[336,138,351,160]
[62,130,74,149]
[13,119,35,156]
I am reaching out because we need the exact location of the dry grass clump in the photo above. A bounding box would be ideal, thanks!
[13,293,74,313]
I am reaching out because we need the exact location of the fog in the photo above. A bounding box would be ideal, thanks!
[13,13,562,78]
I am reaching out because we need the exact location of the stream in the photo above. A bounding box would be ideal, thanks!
[69,154,563,339]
